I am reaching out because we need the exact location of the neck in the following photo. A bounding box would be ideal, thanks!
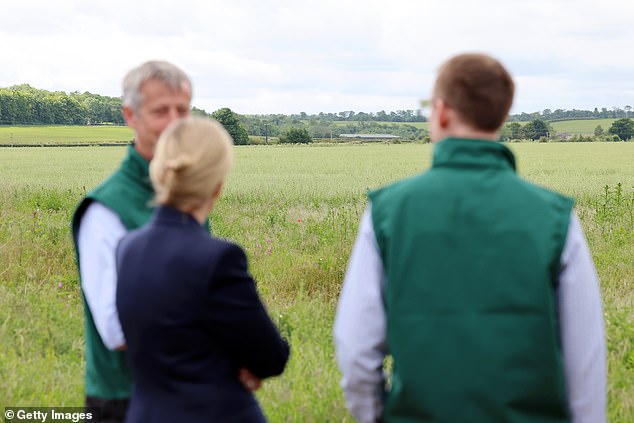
[185,197,215,225]
[190,206,211,225]
[435,126,499,143]
[448,129,499,141]
[158,202,210,225]
[134,142,153,162]
[431,106,501,142]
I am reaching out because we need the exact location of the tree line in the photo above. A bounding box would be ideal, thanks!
[508,106,633,122]
[272,110,426,123]
[236,114,427,142]
[1,84,632,143]
[0,84,123,125]
[501,119,634,142]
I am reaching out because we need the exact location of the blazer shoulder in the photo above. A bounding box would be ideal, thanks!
[205,237,248,265]
[116,224,145,258]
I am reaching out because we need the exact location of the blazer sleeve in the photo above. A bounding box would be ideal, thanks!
[205,242,290,379]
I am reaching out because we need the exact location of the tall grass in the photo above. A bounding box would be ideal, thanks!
[0,126,133,145]
[0,143,632,421]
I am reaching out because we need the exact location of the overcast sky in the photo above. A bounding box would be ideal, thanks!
[1,0,633,115]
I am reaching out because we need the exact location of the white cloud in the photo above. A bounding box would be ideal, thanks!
[197,88,419,115]
[1,0,633,114]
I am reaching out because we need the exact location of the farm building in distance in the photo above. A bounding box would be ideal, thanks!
[339,133,399,141]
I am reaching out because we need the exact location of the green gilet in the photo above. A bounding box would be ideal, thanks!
[71,144,154,399]
[370,138,573,423]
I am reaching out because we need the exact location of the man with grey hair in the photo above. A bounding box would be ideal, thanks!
[71,60,192,422]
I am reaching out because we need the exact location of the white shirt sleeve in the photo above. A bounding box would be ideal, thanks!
[77,202,127,350]
[558,211,607,423]
[334,205,387,423]
[335,207,607,423]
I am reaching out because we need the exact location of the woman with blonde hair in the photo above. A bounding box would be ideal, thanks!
[116,116,289,423]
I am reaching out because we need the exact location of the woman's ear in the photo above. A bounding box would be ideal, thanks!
[212,182,223,201]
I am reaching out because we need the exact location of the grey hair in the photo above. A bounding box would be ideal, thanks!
[122,60,192,113]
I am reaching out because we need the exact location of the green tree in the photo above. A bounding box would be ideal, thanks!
[280,127,312,144]
[211,107,249,145]
[507,122,523,140]
[608,118,634,141]
[191,106,209,118]
[594,125,604,136]
[522,119,551,140]
[0,90,18,123]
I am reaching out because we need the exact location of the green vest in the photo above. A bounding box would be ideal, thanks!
[71,144,154,399]
[370,138,573,423]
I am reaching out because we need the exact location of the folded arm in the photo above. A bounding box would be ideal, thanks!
[205,243,290,379]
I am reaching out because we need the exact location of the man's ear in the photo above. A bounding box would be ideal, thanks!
[122,105,136,129]
[434,99,450,129]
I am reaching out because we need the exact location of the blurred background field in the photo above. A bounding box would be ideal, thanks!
[0,125,133,145]
[0,142,632,421]
[0,118,623,146]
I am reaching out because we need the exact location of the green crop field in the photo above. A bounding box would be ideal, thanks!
[0,125,134,145]
[548,119,618,135]
[1,143,633,421]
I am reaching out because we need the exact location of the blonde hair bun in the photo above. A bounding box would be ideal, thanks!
[150,116,234,209]
[164,156,194,172]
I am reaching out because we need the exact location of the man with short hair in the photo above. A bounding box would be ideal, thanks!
[72,60,192,422]
[334,53,606,423]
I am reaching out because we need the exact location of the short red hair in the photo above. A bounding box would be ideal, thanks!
[433,53,514,131]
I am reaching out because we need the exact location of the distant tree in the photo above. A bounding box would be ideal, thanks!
[191,106,209,118]
[594,125,604,136]
[280,127,312,144]
[569,134,594,143]
[507,122,523,140]
[522,119,551,140]
[608,118,634,141]
[0,85,127,125]
[211,107,249,145]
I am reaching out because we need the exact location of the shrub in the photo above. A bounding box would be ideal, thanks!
[280,128,312,144]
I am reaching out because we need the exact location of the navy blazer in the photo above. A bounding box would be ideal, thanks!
[116,206,289,423]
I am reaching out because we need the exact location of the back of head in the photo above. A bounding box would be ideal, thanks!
[433,53,514,131]
[150,117,234,210]
[122,60,192,113]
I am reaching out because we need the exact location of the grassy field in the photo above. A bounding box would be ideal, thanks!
[0,125,133,145]
[549,118,618,134]
[0,143,632,421]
